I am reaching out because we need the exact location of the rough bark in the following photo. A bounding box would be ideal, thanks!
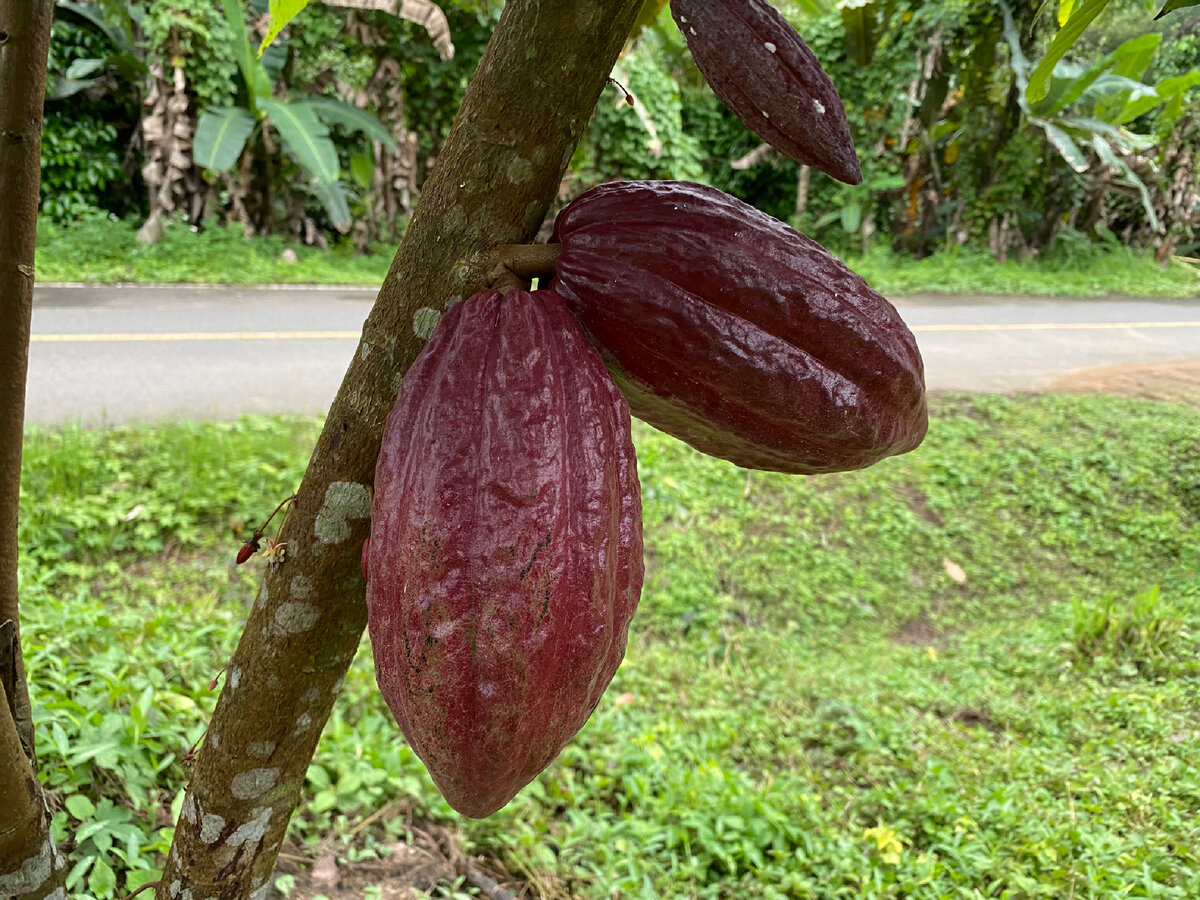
[155,3,641,898]
[0,1,68,897]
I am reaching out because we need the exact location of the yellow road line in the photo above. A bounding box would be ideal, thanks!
[31,330,361,343]
[912,321,1200,333]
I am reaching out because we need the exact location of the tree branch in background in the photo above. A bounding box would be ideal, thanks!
[323,0,456,60]
[0,0,69,896]
[155,2,642,897]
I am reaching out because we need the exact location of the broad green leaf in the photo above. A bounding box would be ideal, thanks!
[56,0,132,52]
[299,97,398,150]
[311,789,338,814]
[66,794,96,820]
[839,0,879,66]
[260,98,339,184]
[259,0,308,57]
[261,38,289,85]
[308,180,353,232]
[48,76,97,100]
[65,58,105,80]
[349,151,375,188]
[1042,122,1089,172]
[1027,0,1112,103]
[1122,70,1200,123]
[1156,0,1200,19]
[793,0,829,14]
[221,0,272,102]
[1110,33,1160,80]
[840,202,862,233]
[1063,114,1154,150]
[66,855,95,890]
[630,0,669,44]
[89,858,117,897]
[1032,57,1108,117]
[1091,135,1158,230]
[126,870,159,892]
[1085,73,1157,124]
[194,107,256,173]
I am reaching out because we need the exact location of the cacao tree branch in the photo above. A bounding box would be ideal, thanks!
[0,1,68,895]
[156,3,642,898]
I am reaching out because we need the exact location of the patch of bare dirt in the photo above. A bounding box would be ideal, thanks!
[891,612,944,648]
[1049,360,1200,406]
[944,707,1005,738]
[270,823,531,900]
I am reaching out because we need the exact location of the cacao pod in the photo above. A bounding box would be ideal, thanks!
[551,180,927,474]
[366,288,644,818]
[671,0,861,185]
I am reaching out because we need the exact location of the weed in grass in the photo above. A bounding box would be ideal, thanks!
[1070,586,1193,678]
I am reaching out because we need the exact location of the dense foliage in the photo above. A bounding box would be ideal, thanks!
[20,394,1200,897]
[39,0,1200,258]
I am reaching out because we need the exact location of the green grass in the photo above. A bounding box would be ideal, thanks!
[35,216,1200,298]
[18,394,1200,898]
[34,217,393,286]
[847,244,1200,298]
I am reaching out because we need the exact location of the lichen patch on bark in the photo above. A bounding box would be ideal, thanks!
[314,482,371,544]
[0,834,56,895]
[272,602,320,635]
[230,768,279,800]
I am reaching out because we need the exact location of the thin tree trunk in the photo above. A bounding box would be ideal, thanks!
[0,1,68,897]
[156,2,642,897]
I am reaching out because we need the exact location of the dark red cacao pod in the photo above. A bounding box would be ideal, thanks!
[671,0,861,185]
[551,180,927,475]
[366,288,644,819]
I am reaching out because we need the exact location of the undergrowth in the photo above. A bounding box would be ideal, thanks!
[18,394,1200,898]
[34,216,1200,298]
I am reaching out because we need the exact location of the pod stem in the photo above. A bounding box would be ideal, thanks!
[486,242,562,292]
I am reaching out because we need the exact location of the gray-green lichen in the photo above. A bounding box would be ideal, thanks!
[273,601,320,635]
[314,482,371,545]
[413,307,442,340]
[230,768,279,800]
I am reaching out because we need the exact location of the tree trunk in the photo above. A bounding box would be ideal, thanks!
[0,1,68,897]
[155,3,641,898]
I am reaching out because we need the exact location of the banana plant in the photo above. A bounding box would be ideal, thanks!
[1001,1,1200,231]
[193,0,397,231]
[48,0,148,100]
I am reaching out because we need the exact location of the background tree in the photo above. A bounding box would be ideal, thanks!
[0,1,69,897]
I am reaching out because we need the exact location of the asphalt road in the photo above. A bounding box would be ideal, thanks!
[24,284,1200,426]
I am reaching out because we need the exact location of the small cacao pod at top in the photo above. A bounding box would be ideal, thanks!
[671,0,861,185]
[366,288,644,818]
[551,180,927,475]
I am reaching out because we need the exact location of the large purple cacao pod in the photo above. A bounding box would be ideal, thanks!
[366,289,643,818]
[551,180,927,475]
[671,0,862,185]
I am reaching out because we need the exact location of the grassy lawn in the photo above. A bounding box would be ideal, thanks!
[34,217,1200,298]
[18,394,1200,898]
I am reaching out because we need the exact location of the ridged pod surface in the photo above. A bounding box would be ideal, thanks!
[552,180,927,474]
[671,0,861,184]
[366,289,643,818]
